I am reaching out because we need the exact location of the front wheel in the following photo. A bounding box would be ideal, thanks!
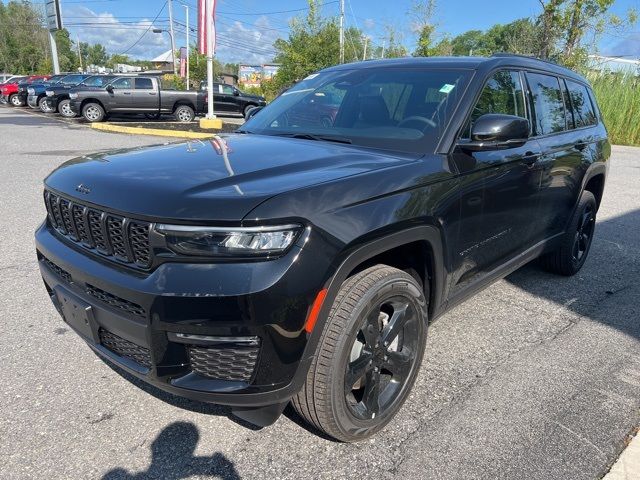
[40,97,55,113]
[540,190,597,276]
[292,265,427,442]
[58,99,75,117]
[174,105,194,122]
[82,102,105,122]
[9,94,22,107]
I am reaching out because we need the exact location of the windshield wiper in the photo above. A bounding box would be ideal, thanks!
[273,132,352,144]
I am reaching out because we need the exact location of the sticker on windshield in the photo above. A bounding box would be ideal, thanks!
[439,83,455,94]
[304,73,319,80]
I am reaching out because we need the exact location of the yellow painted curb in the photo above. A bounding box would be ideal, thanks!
[91,122,217,139]
[199,117,224,129]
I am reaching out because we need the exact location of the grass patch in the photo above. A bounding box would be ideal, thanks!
[588,72,640,147]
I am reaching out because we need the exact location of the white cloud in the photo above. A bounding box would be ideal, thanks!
[363,18,375,30]
[214,16,282,64]
[63,5,171,60]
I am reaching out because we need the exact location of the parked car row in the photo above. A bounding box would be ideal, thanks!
[2,73,266,122]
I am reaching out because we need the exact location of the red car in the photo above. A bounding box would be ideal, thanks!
[0,75,49,106]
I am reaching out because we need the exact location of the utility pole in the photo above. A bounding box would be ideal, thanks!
[363,36,368,61]
[167,0,177,75]
[339,0,345,63]
[76,34,83,72]
[183,4,189,90]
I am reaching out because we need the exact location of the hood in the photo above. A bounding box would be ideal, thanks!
[45,133,418,222]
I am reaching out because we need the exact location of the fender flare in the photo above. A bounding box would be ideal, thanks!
[291,225,446,393]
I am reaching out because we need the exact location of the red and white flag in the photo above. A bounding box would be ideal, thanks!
[197,0,217,55]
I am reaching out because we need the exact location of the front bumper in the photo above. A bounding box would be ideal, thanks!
[35,221,330,412]
[27,95,40,108]
[69,99,81,114]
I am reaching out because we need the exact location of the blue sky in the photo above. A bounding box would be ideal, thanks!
[31,0,640,62]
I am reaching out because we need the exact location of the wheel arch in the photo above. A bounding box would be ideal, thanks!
[172,100,195,112]
[80,97,105,112]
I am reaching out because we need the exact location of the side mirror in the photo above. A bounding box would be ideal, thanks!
[105,84,114,93]
[244,105,263,120]
[233,90,240,96]
[459,114,529,151]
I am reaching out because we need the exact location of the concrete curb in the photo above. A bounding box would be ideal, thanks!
[90,122,219,139]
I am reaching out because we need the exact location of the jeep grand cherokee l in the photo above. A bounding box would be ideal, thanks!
[36,55,609,442]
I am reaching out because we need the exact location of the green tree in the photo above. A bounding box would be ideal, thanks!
[0,1,49,74]
[54,29,79,72]
[411,0,439,57]
[87,44,108,66]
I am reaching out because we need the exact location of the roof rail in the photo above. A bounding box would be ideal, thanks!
[491,52,559,66]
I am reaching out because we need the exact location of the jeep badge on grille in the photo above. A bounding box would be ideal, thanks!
[75,184,91,194]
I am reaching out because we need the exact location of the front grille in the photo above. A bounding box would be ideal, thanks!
[44,190,152,268]
[188,345,260,382]
[99,328,152,368]
[86,283,146,318]
[42,256,72,284]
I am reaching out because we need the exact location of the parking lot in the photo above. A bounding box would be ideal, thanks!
[1,104,639,479]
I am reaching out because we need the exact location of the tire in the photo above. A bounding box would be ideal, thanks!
[82,102,105,122]
[39,97,54,113]
[58,99,75,117]
[292,265,427,442]
[9,94,22,107]
[540,190,597,276]
[243,104,256,118]
[174,104,194,122]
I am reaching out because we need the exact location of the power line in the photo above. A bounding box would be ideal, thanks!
[117,1,167,55]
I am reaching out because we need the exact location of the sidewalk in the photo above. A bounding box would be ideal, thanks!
[603,429,640,479]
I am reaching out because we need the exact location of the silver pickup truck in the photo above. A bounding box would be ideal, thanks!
[68,76,207,122]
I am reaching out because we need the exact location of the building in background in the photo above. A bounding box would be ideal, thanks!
[152,50,176,73]
[238,64,280,88]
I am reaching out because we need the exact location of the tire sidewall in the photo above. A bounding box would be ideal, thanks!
[328,273,427,440]
[59,99,74,117]
[175,105,194,122]
[82,103,104,122]
[569,191,597,272]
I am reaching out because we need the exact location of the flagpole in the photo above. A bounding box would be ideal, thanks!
[206,0,215,120]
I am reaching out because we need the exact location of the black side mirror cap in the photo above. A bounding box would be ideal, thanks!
[105,85,114,93]
[458,114,530,152]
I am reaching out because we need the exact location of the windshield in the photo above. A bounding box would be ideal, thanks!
[81,76,115,87]
[242,67,471,153]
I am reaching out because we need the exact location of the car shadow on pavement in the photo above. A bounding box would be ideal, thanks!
[505,208,640,340]
[101,421,241,480]
[99,356,261,431]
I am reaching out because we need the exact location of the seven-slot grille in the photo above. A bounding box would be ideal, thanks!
[44,190,152,268]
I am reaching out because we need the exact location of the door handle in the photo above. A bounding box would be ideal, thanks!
[522,152,539,165]
[123,92,131,95]
[148,92,156,95]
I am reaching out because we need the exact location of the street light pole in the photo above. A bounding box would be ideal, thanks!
[183,4,189,90]
[167,0,177,75]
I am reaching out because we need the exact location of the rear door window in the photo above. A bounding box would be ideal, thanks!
[566,80,597,128]
[135,78,154,90]
[526,72,566,135]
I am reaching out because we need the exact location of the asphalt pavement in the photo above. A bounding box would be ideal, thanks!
[1,105,639,480]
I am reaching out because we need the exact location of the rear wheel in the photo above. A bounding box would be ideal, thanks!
[58,99,75,117]
[174,105,194,122]
[292,265,427,442]
[540,190,597,276]
[82,102,105,122]
[243,104,257,118]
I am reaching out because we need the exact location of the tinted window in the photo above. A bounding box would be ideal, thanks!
[243,68,470,154]
[111,78,133,89]
[527,73,566,135]
[566,80,597,128]
[464,70,526,137]
[135,78,153,89]
[62,75,84,85]
[82,76,115,87]
[221,84,234,94]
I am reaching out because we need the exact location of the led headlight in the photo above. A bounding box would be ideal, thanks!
[155,224,301,257]
[27,87,35,95]
[45,90,55,96]
[69,92,78,99]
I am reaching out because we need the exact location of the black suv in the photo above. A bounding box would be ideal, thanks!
[201,81,267,116]
[36,55,609,442]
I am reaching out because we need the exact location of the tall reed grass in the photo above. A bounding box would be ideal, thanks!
[588,72,640,146]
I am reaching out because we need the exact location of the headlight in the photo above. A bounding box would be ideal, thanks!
[155,224,301,257]
[45,90,54,96]
[27,87,35,95]
[69,92,78,99]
